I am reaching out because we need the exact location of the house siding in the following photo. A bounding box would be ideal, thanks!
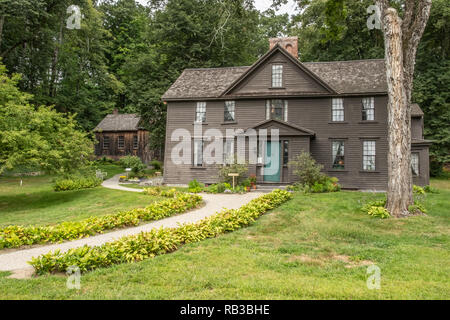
[95,130,150,163]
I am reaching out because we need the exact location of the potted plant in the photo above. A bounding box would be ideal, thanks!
[249,174,257,190]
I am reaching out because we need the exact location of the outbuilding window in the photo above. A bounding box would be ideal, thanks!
[103,136,110,149]
[118,136,125,149]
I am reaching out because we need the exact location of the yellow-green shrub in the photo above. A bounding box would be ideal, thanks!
[0,194,202,249]
[29,190,292,274]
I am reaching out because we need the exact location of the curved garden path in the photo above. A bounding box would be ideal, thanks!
[0,174,264,277]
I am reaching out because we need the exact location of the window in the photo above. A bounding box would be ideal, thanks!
[362,97,375,121]
[193,139,203,167]
[103,136,110,149]
[332,98,344,122]
[118,136,124,149]
[196,102,206,123]
[283,140,289,165]
[223,139,234,165]
[133,135,138,149]
[411,153,419,176]
[266,99,288,121]
[363,141,376,171]
[224,101,235,122]
[332,141,345,170]
[272,65,283,87]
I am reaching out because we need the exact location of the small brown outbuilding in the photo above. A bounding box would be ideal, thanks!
[94,109,150,163]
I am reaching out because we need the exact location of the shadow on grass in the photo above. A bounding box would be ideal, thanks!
[0,187,94,213]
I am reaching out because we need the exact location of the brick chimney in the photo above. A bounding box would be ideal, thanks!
[269,36,298,59]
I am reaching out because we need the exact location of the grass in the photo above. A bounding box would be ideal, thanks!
[119,183,188,192]
[0,178,448,299]
[0,164,163,227]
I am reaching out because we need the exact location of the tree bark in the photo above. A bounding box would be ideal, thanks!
[380,7,412,217]
[377,0,432,217]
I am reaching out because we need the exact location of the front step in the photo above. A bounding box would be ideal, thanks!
[256,184,288,192]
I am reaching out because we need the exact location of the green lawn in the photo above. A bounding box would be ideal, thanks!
[0,165,162,227]
[0,179,448,299]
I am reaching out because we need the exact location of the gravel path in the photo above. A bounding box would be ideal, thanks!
[0,174,264,275]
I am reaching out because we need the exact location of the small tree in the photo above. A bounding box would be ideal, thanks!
[119,155,145,174]
[0,64,94,176]
[289,151,324,186]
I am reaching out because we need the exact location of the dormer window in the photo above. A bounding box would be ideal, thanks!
[272,65,283,87]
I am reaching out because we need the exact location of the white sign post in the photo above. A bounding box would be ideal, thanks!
[125,168,132,179]
[228,173,239,189]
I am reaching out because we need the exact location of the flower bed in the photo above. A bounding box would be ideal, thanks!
[0,194,202,249]
[29,190,292,274]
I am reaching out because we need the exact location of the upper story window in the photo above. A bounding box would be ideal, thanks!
[196,102,206,123]
[133,135,138,149]
[224,101,235,122]
[332,98,344,122]
[266,99,288,121]
[363,140,376,171]
[362,97,375,121]
[411,153,419,176]
[118,136,125,149]
[332,141,345,170]
[272,65,283,87]
[103,136,110,149]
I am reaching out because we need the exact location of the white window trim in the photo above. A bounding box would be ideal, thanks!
[332,98,344,122]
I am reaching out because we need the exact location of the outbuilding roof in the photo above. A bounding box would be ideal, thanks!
[94,113,143,132]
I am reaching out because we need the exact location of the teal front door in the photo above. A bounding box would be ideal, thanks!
[263,141,281,182]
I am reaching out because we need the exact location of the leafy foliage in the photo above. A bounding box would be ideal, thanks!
[188,179,205,193]
[53,176,102,192]
[29,189,292,274]
[0,193,202,249]
[0,64,94,174]
[119,155,145,174]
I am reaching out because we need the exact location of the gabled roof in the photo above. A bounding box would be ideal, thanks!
[162,51,388,100]
[411,103,424,117]
[245,119,315,137]
[94,113,143,132]
[221,44,337,96]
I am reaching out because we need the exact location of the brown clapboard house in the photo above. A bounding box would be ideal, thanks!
[161,37,431,190]
[94,109,150,163]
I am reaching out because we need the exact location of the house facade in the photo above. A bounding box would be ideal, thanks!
[161,37,431,190]
[94,110,151,163]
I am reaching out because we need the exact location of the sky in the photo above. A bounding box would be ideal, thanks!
[135,0,297,15]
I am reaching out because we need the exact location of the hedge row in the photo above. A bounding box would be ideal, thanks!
[0,194,202,249]
[29,190,292,274]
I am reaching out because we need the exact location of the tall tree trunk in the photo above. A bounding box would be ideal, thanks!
[49,18,64,98]
[377,0,432,217]
[381,7,412,217]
